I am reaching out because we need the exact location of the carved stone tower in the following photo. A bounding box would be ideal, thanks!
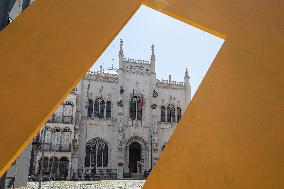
[184,68,191,105]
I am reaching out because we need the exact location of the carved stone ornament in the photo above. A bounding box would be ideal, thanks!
[151,103,157,109]
[120,86,124,94]
[153,89,158,98]
[117,100,123,107]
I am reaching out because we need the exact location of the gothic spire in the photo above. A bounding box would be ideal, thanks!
[119,39,124,56]
[185,68,190,78]
[151,44,155,61]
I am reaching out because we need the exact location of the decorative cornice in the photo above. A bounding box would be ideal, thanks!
[84,71,118,83]
[156,79,185,90]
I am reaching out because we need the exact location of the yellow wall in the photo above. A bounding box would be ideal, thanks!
[0,0,283,188]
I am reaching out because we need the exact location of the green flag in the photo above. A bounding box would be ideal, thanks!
[130,96,134,109]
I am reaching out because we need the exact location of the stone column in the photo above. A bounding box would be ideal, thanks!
[14,143,32,188]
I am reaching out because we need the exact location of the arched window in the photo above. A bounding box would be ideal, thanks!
[167,105,176,122]
[51,128,61,151]
[161,106,166,122]
[94,99,99,117]
[106,101,112,118]
[171,108,176,122]
[99,99,105,118]
[61,128,71,151]
[87,99,93,117]
[167,106,171,122]
[63,101,73,124]
[130,94,143,120]
[85,138,108,168]
[177,107,182,122]
[44,127,52,151]
[93,98,105,118]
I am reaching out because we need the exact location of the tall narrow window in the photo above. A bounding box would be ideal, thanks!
[99,99,105,118]
[44,127,52,151]
[51,128,61,151]
[54,105,63,123]
[167,106,171,122]
[106,101,112,118]
[87,99,93,117]
[63,102,73,124]
[61,128,71,151]
[94,99,99,117]
[97,147,103,167]
[171,107,176,122]
[161,106,166,122]
[93,98,105,118]
[102,145,108,167]
[85,146,91,167]
[177,107,182,122]
[91,145,96,167]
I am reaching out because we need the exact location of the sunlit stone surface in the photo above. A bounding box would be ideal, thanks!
[18,180,145,189]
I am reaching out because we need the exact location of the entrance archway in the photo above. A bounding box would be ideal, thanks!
[129,142,142,173]
[59,157,69,180]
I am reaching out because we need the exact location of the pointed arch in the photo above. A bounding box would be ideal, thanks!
[85,137,109,168]
[177,107,182,122]
[106,100,112,118]
[161,106,166,122]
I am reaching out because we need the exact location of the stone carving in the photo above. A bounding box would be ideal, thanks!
[153,89,158,98]
[151,103,157,109]
[117,118,124,149]
[117,100,123,107]
[120,86,124,94]
[153,137,159,151]
[85,71,118,83]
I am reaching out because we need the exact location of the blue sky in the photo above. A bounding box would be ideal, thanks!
[91,5,224,96]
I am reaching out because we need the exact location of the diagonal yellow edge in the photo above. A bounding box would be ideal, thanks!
[0,0,283,189]
[0,0,143,177]
[142,0,284,188]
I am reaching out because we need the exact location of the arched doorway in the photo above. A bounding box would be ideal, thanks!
[59,157,69,180]
[49,157,59,179]
[129,142,142,173]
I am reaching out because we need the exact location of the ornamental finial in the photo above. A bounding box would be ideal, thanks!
[151,44,154,55]
[185,68,189,78]
[151,44,155,61]
[119,39,124,56]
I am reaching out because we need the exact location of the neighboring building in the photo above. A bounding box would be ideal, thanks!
[2,40,191,187]
[0,0,32,30]
[2,143,32,188]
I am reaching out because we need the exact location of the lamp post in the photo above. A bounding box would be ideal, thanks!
[38,124,47,189]
[150,134,153,170]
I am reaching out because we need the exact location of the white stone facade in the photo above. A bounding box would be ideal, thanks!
[7,40,191,185]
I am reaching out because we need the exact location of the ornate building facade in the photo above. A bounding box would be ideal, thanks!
[25,40,191,181]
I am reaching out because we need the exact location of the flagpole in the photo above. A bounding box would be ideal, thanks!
[132,89,134,127]
[141,94,143,126]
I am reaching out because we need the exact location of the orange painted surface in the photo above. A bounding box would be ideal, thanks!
[0,0,283,188]
[142,0,284,188]
[0,0,142,177]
